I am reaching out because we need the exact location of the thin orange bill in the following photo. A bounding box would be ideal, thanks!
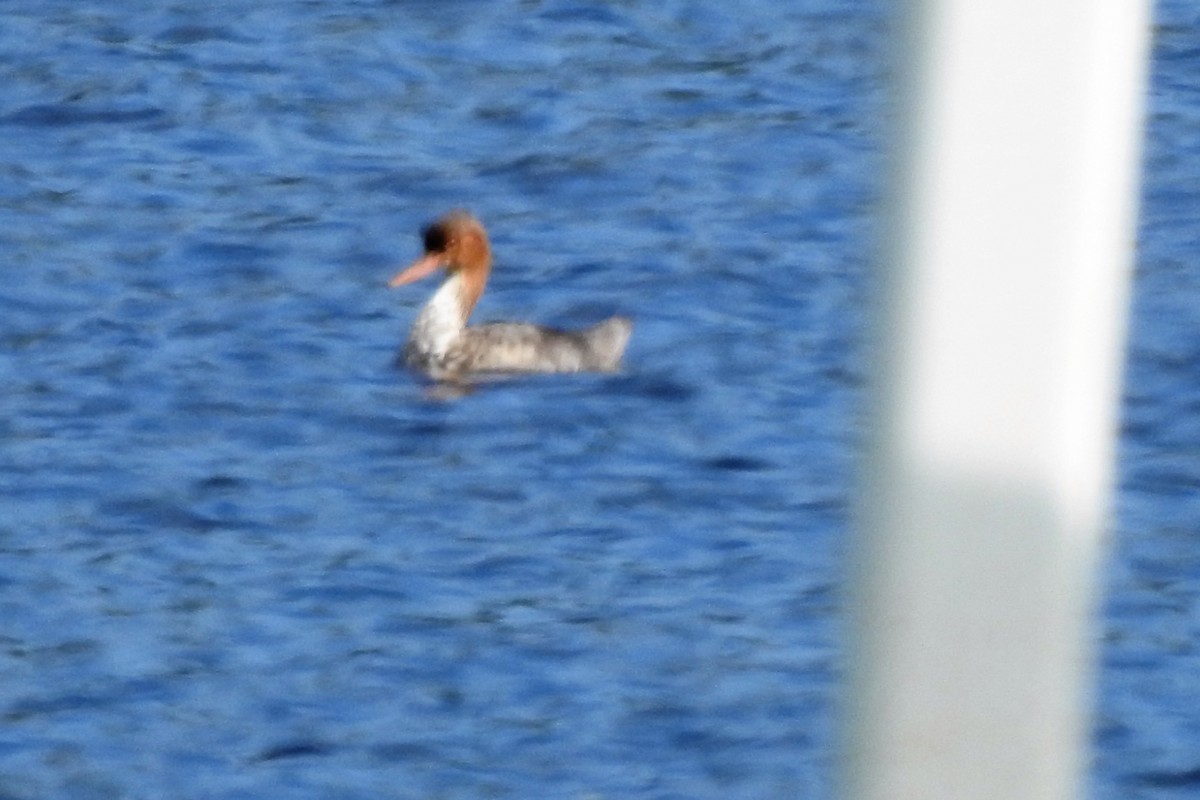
[388,253,444,287]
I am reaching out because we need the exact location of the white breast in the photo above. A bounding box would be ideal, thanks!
[406,272,465,365]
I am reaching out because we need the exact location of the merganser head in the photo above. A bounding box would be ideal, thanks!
[387,210,491,288]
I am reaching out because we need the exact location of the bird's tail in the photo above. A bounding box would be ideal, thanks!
[583,316,633,371]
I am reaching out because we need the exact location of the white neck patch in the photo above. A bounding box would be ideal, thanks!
[408,271,465,361]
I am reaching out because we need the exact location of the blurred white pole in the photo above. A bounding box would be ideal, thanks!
[844,0,1150,798]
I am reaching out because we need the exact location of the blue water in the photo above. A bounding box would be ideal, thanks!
[1097,4,1200,797]
[0,1,1194,797]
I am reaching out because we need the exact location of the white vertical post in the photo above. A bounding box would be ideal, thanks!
[844,0,1150,799]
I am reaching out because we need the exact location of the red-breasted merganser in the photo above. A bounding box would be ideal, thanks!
[388,211,632,380]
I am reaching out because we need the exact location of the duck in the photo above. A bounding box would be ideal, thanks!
[388,210,632,381]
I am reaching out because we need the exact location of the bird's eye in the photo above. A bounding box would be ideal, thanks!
[422,224,448,253]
